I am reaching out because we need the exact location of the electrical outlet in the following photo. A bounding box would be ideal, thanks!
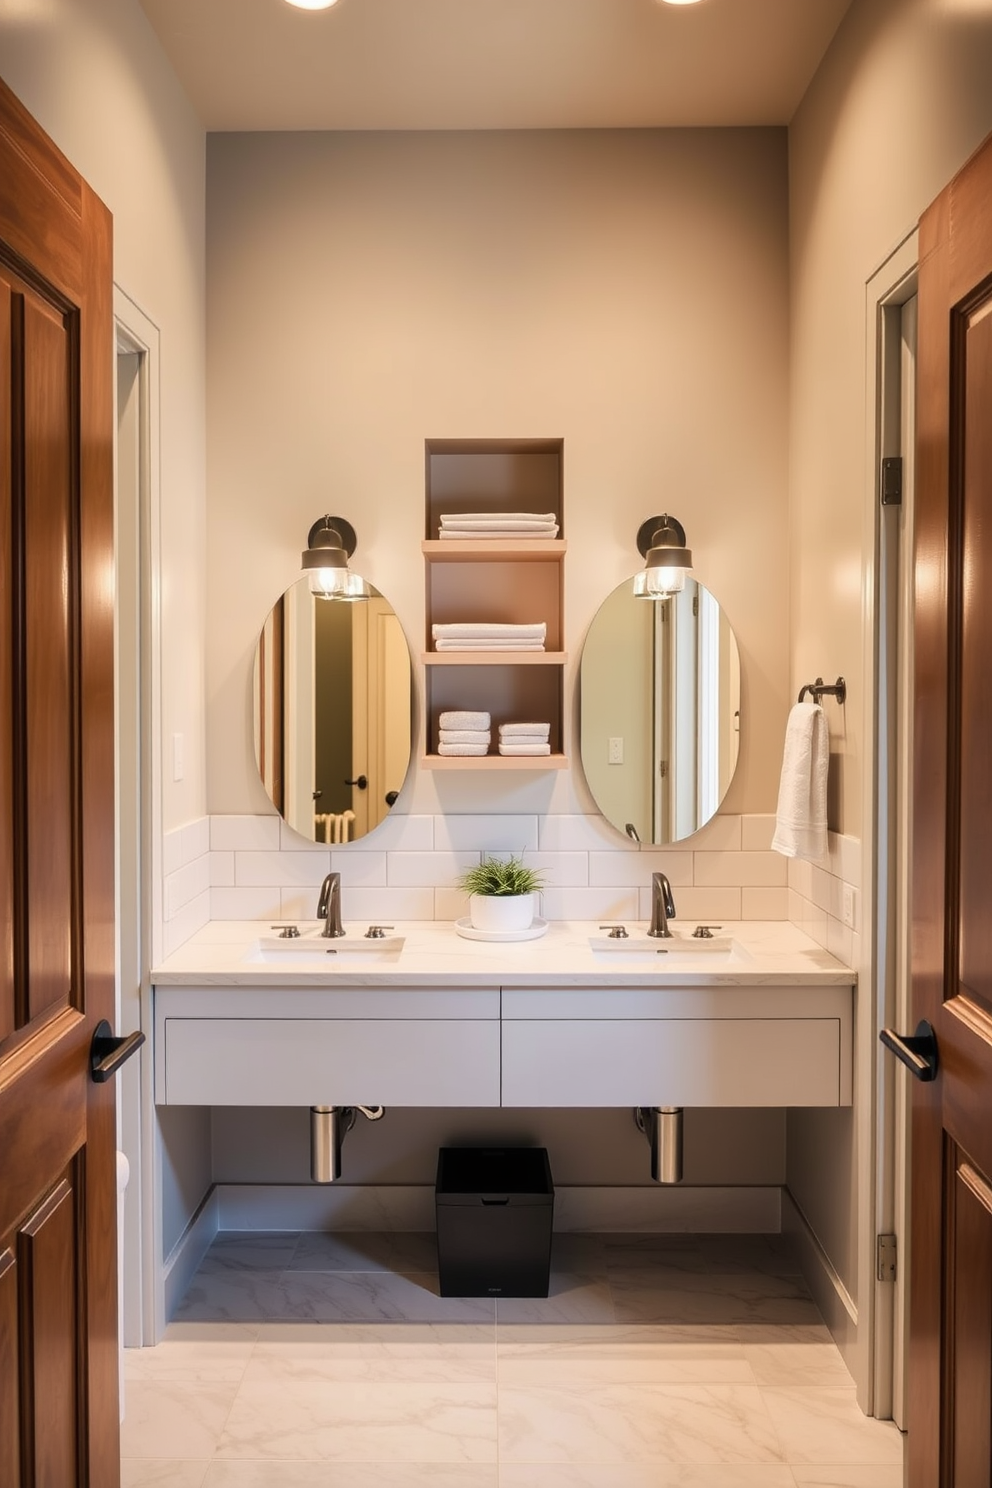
[841,883,856,929]
[608,737,624,765]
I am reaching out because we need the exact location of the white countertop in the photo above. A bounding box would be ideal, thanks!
[151,920,854,989]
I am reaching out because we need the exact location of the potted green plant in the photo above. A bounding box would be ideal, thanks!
[457,854,546,933]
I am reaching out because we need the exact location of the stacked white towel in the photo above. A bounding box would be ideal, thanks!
[438,709,492,756]
[432,622,546,652]
[438,511,559,540]
[498,721,552,757]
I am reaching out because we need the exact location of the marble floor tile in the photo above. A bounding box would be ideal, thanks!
[790,1470,905,1487]
[215,1379,497,1462]
[175,1268,493,1325]
[287,1229,438,1274]
[499,1382,786,1465]
[120,1380,241,1460]
[120,1464,209,1488]
[246,1321,496,1383]
[497,1323,750,1385]
[605,1235,800,1277]
[498,1467,798,1487]
[760,1388,904,1466]
[742,1339,854,1388]
[610,1274,823,1329]
[201,1464,498,1486]
[124,1335,254,1383]
[197,1232,300,1274]
[496,1273,617,1325]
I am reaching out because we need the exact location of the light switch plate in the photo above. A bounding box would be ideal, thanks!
[608,737,624,765]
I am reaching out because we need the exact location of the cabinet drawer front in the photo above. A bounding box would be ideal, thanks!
[501,1019,842,1107]
[163,1019,500,1107]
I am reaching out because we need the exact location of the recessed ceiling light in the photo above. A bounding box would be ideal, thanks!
[657,0,706,6]
[284,0,340,10]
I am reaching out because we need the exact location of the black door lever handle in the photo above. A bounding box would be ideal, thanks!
[90,1019,146,1084]
[879,1019,938,1082]
[345,775,368,790]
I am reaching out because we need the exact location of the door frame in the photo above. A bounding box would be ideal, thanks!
[113,285,164,1347]
[864,232,919,1423]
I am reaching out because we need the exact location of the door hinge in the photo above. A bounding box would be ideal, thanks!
[692,594,699,617]
[880,456,903,506]
[877,1232,897,1282]
[660,760,669,778]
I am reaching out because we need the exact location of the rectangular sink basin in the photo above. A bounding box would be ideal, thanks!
[253,925,405,955]
[589,931,737,955]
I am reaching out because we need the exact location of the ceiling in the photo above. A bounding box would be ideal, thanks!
[139,0,854,132]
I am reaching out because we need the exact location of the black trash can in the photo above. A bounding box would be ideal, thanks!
[435,1146,554,1297]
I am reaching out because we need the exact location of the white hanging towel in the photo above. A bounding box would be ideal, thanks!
[771,702,829,861]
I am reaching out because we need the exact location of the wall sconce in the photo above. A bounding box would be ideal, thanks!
[301,515,371,600]
[632,514,693,599]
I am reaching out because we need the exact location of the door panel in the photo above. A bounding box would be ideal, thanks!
[0,74,117,1486]
[912,126,992,1486]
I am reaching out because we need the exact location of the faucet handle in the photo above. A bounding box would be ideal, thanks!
[364,925,395,939]
[599,924,629,939]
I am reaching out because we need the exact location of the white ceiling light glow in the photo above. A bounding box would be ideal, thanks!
[285,0,339,9]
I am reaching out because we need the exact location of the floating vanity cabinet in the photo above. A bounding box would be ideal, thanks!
[500,985,854,1109]
[154,985,502,1108]
[422,438,567,768]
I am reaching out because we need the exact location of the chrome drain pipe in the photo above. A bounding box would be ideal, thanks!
[635,1106,684,1185]
[310,1104,385,1183]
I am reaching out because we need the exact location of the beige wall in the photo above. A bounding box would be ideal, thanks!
[0,0,208,836]
[205,127,791,824]
[787,0,992,1333]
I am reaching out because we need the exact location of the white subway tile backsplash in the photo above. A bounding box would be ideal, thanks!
[541,886,639,921]
[588,851,693,889]
[235,850,332,887]
[343,887,436,920]
[434,887,472,922]
[181,817,210,864]
[828,831,861,889]
[537,814,634,853]
[741,814,776,852]
[210,851,235,887]
[165,856,210,919]
[741,886,789,920]
[521,851,589,887]
[648,886,741,924]
[280,818,333,852]
[826,916,854,967]
[433,814,538,853]
[329,849,387,886]
[212,886,282,920]
[348,814,435,852]
[386,850,478,887]
[162,827,185,879]
[211,815,281,852]
[680,814,742,852]
[162,891,210,955]
[279,890,320,921]
[693,851,787,888]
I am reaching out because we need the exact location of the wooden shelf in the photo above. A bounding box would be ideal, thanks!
[422,539,566,561]
[423,651,568,667]
[421,753,569,771]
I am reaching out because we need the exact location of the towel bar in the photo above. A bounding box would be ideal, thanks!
[798,676,846,705]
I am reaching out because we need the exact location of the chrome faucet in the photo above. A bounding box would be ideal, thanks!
[647,870,676,938]
[317,871,345,938]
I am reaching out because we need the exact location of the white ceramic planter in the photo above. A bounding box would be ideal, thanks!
[468,892,537,933]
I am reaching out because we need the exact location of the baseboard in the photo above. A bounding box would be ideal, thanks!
[782,1186,858,1369]
[214,1183,782,1235]
[162,1187,220,1321]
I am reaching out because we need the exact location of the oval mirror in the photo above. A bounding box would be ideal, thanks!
[580,576,741,845]
[252,577,413,843]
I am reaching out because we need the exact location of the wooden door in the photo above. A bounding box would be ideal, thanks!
[910,127,992,1486]
[0,77,118,1484]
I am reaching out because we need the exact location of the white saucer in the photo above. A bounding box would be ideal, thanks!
[455,917,550,943]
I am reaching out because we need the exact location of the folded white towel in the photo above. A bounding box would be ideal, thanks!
[438,527,559,539]
[438,729,491,744]
[439,711,490,731]
[498,742,552,756]
[771,702,829,861]
[437,742,490,757]
[433,622,547,640]
[435,640,545,651]
[499,722,551,738]
[440,512,556,525]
